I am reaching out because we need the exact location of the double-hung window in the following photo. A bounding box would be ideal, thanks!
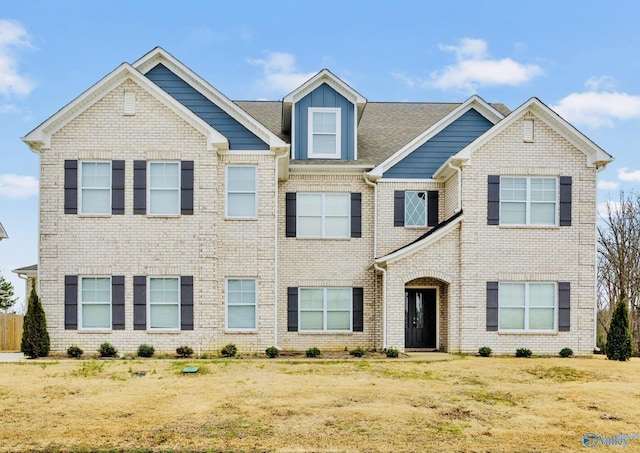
[226,279,257,330]
[299,288,352,332]
[80,277,111,329]
[148,277,180,330]
[308,107,341,158]
[80,162,111,214]
[148,162,180,215]
[226,166,257,218]
[499,282,556,331]
[297,193,350,238]
[500,177,557,225]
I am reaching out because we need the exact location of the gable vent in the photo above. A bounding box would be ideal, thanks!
[523,119,534,142]
[124,92,136,115]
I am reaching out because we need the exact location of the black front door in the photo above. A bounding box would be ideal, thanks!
[405,288,437,349]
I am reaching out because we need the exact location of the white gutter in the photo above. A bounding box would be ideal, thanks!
[374,263,387,350]
[593,165,606,352]
[448,162,462,213]
[273,148,290,350]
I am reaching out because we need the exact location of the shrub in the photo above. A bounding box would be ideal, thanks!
[220,343,237,358]
[137,344,155,358]
[559,347,574,358]
[385,347,399,358]
[21,288,50,358]
[265,346,280,358]
[606,293,633,361]
[349,347,368,358]
[67,345,83,358]
[305,347,322,358]
[478,346,492,357]
[176,345,194,358]
[98,342,118,358]
[515,348,532,358]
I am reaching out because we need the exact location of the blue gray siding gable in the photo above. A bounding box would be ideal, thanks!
[145,64,268,150]
[384,108,493,178]
[294,83,355,160]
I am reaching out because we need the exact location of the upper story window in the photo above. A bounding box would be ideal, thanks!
[308,107,341,159]
[226,166,257,218]
[80,162,111,214]
[79,276,111,329]
[148,162,180,215]
[500,177,557,225]
[405,191,427,227]
[297,193,350,238]
[499,282,556,331]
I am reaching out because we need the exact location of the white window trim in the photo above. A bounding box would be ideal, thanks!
[500,176,558,226]
[147,276,181,331]
[147,161,181,216]
[79,276,112,330]
[79,161,111,215]
[308,107,341,159]
[225,166,258,219]
[498,282,557,332]
[225,278,258,331]
[298,287,352,332]
[297,193,351,238]
[404,191,428,227]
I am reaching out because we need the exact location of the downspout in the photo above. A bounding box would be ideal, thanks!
[593,164,606,353]
[373,263,387,350]
[273,149,289,350]
[362,172,377,258]
[448,162,462,213]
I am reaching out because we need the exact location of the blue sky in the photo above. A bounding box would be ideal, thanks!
[1,0,639,310]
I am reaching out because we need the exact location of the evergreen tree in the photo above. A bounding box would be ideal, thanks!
[606,292,633,361]
[21,288,50,358]
[0,274,17,312]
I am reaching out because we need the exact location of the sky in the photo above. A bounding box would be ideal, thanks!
[1,0,639,312]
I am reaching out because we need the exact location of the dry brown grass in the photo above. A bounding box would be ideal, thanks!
[1,354,639,452]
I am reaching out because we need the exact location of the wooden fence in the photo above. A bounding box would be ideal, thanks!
[0,313,24,351]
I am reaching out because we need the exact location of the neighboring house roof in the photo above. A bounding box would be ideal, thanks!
[0,223,7,240]
[13,264,37,279]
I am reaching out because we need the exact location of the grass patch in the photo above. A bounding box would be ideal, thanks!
[526,365,596,382]
[70,359,104,377]
[466,389,520,406]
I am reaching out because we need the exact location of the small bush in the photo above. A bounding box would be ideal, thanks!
[385,347,399,358]
[305,347,322,358]
[220,343,237,358]
[265,346,280,358]
[98,342,117,358]
[176,345,194,358]
[515,348,532,358]
[349,347,368,358]
[137,344,155,358]
[478,346,492,357]
[67,345,83,358]
[559,347,574,358]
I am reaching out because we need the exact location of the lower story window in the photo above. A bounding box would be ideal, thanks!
[227,279,257,330]
[149,277,180,329]
[80,277,111,329]
[299,288,351,331]
[499,282,556,330]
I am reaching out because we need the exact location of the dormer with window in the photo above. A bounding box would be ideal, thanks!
[282,70,366,161]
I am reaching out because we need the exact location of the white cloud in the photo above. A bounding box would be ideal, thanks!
[247,52,315,96]
[0,19,34,97]
[552,90,640,128]
[618,167,640,182]
[585,76,618,91]
[0,174,38,198]
[598,180,619,190]
[427,38,544,91]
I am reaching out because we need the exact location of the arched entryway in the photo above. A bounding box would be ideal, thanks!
[404,276,449,351]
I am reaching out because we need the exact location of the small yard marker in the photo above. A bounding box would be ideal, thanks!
[182,366,199,373]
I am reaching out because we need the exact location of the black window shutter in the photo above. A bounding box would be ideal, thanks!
[181,161,194,215]
[351,193,362,238]
[427,191,439,226]
[287,287,298,331]
[111,276,125,330]
[133,276,147,330]
[558,282,571,331]
[64,160,78,214]
[559,176,572,226]
[133,160,147,215]
[487,175,500,225]
[112,160,125,215]
[394,190,405,227]
[64,275,78,330]
[181,276,194,330]
[352,287,363,332]
[486,281,499,331]
[286,193,296,237]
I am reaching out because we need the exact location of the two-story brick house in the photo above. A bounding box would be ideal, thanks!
[22,47,612,355]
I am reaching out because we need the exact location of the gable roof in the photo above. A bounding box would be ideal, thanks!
[0,222,7,240]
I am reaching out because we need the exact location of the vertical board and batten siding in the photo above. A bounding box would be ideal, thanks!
[145,64,269,150]
[384,109,494,178]
[294,83,355,160]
